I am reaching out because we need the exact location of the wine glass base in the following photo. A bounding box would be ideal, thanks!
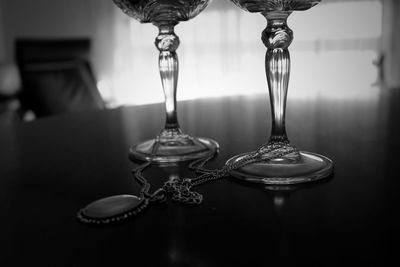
[226,151,333,185]
[129,136,219,163]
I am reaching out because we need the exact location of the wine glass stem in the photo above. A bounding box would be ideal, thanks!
[262,12,293,144]
[156,25,181,131]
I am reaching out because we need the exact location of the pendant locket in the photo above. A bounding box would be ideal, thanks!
[77,195,149,225]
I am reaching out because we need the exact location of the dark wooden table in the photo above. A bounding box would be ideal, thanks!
[0,92,398,266]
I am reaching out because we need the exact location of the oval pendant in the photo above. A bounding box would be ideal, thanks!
[77,195,148,225]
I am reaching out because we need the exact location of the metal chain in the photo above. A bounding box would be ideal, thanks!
[78,142,298,225]
[132,162,167,203]
[134,142,297,205]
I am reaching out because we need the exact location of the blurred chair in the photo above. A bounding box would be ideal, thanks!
[15,39,105,118]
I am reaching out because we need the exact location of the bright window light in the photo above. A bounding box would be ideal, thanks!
[107,0,382,106]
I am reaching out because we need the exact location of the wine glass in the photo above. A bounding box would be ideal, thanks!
[113,0,219,163]
[226,0,334,184]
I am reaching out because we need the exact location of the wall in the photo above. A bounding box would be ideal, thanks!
[1,0,96,62]
[382,0,400,88]
[0,0,5,61]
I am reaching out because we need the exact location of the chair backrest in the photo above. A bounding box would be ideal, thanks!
[15,39,105,117]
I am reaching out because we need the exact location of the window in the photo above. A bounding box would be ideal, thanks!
[100,0,382,105]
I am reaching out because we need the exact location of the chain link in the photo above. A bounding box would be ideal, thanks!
[134,142,298,205]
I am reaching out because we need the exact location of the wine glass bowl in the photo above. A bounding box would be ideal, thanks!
[230,0,321,13]
[113,0,218,163]
[113,0,211,25]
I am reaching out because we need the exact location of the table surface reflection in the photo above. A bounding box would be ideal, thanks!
[0,90,398,266]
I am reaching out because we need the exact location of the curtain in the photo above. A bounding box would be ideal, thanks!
[91,0,383,106]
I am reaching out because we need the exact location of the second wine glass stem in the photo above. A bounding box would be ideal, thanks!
[156,25,181,131]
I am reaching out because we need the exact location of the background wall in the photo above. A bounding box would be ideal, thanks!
[382,0,400,88]
[0,0,94,61]
[0,0,115,99]
[0,0,5,61]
